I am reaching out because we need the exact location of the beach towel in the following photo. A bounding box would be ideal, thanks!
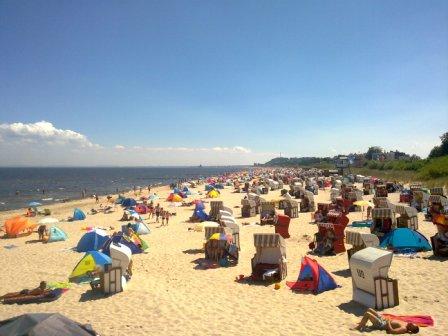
[381,314,434,327]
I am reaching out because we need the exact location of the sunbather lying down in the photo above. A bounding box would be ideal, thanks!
[1,281,47,300]
[354,308,419,334]
[1,282,66,305]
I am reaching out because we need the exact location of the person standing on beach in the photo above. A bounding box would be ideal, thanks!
[155,204,160,223]
[82,189,86,198]
[161,209,165,226]
[147,185,151,193]
[165,211,170,226]
[95,194,99,203]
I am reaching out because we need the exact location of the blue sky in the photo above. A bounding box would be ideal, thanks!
[0,1,447,166]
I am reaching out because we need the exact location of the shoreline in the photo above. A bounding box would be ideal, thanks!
[0,166,248,212]
[0,170,245,215]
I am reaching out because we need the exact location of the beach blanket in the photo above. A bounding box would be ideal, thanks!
[381,314,434,327]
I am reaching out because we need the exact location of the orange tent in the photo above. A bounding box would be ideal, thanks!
[4,216,37,238]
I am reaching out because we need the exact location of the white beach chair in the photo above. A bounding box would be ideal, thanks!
[350,247,399,310]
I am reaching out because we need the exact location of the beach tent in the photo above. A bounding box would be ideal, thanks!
[135,204,148,214]
[194,208,209,221]
[76,229,109,252]
[3,216,37,238]
[149,194,159,201]
[115,195,125,204]
[103,232,147,255]
[379,228,432,252]
[207,190,220,198]
[121,222,150,235]
[167,193,183,202]
[69,251,111,283]
[286,256,338,294]
[121,198,137,207]
[73,208,86,221]
[0,313,99,336]
[47,226,68,242]
[205,184,215,191]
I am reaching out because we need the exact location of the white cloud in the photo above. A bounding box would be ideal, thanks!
[0,121,99,148]
[0,121,265,166]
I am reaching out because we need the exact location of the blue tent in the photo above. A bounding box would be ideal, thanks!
[380,228,432,252]
[121,198,137,207]
[102,232,144,255]
[47,226,68,242]
[73,208,86,221]
[76,229,109,252]
[194,209,209,221]
[205,184,215,191]
[121,222,150,235]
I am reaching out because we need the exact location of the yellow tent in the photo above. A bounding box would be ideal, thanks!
[207,190,219,198]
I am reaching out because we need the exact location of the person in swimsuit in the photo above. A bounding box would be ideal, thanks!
[354,308,419,334]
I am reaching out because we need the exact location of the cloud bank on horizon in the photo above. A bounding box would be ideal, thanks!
[0,120,441,167]
[0,121,267,166]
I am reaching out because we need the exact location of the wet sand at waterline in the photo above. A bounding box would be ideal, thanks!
[0,183,445,336]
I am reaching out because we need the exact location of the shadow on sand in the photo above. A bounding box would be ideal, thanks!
[182,248,203,255]
[337,301,367,317]
[79,290,108,302]
[333,269,352,278]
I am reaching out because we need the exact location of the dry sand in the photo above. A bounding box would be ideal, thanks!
[0,184,446,336]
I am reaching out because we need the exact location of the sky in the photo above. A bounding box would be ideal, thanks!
[0,0,447,166]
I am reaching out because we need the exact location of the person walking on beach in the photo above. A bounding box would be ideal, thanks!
[161,209,165,226]
[155,204,161,223]
[164,211,170,226]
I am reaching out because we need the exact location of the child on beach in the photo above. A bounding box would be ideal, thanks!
[161,209,165,226]
[164,211,170,226]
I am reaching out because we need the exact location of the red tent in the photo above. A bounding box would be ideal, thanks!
[135,204,148,214]
[286,257,337,294]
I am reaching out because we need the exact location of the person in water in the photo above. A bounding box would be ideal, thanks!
[354,308,419,334]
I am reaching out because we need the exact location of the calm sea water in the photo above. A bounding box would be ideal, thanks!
[0,166,245,211]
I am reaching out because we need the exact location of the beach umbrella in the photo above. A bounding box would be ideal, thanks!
[353,200,374,207]
[28,201,42,207]
[194,221,219,232]
[353,200,374,220]
[38,217,59,225]
[209,232,232,243]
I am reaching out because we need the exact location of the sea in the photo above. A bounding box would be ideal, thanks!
[0,166,246,211]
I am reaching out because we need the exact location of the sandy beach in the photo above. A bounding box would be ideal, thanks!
[0,182,445,336]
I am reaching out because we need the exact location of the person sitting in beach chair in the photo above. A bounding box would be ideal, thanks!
[354,308,419,334]
[312,229,336,256]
